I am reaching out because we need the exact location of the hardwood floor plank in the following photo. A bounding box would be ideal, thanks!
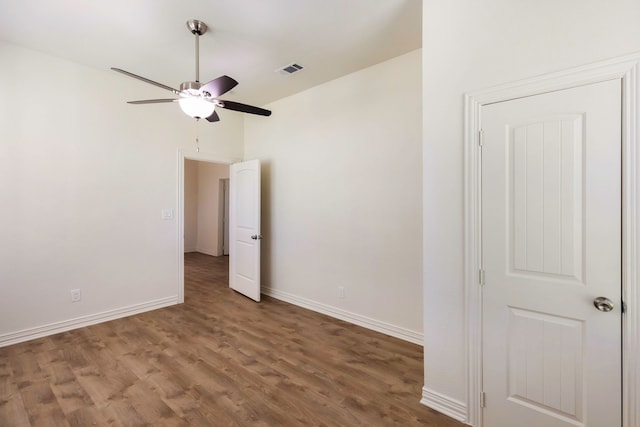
[122,380,185,425]
[0,253,464,426]
[0,370,30,427]
[39,356,93,416]
[143,371,198,418]
[19,381,69,427]
[94,400,147,427]
[64,406,111,427]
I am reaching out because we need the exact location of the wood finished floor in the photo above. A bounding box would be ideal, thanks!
[0,253,464,426]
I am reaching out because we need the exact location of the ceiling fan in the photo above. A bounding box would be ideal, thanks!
[111,19,271,122]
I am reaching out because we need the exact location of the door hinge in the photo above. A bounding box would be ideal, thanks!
[480,391,486,408]
[478,269,485,286]
[478,129,484,147]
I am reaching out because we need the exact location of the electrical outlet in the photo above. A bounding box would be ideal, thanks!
[70,289,81,302]
[338,286,345,299]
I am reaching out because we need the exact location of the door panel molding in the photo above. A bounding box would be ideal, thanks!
[464,52,640,427]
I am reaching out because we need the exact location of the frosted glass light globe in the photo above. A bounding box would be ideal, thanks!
[178,97,215,119]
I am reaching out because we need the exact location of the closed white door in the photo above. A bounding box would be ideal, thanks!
[481,79,622,426]
[229,159,261,302]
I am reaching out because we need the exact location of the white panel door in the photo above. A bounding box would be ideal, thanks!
[229,159,261,302]
[481,80,621,427]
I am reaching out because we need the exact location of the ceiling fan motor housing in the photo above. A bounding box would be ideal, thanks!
[180,81,215,99]
[180,81,202,92]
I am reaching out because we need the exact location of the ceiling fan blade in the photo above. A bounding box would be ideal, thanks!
[205,111,221,122]
[127,99,177,104]
[218,100,271,116]
[111,68,180,95]
[200,75,238,98]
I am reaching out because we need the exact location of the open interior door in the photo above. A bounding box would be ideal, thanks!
[229,159,261,301]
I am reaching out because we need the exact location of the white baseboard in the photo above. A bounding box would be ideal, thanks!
[262,286,423,345]
[421,386,468,424]
[0,296,178,348]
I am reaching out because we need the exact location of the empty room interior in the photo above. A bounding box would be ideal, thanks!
[1,1,640,426]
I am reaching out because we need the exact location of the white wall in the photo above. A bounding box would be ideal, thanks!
[244,50,423,341]
[0,41,244,344]
[184,159,199,252]
[196,162,229,256]
[421,0,640,417]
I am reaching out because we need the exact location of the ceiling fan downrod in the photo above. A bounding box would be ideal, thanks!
[186,19,207,83]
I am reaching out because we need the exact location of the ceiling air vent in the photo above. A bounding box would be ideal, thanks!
[277,63,304,75]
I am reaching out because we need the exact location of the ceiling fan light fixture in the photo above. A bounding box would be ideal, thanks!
[178,97,215,119]
[112,19,271,122]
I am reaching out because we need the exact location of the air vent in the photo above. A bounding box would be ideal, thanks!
[277,63,304,75]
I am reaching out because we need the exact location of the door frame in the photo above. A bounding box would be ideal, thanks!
[176,149,240,303]
[464,52,640,427]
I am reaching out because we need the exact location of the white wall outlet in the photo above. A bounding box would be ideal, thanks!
[70,289,81,302]
[338,286,345,298]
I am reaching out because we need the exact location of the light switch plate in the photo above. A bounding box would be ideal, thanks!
[162,208,174,220]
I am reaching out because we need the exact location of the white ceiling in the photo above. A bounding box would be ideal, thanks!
[0,0,421,107]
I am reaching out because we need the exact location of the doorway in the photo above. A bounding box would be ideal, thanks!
[184,159,230,257]
[177,152,263,304]
[177,150,236,303]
